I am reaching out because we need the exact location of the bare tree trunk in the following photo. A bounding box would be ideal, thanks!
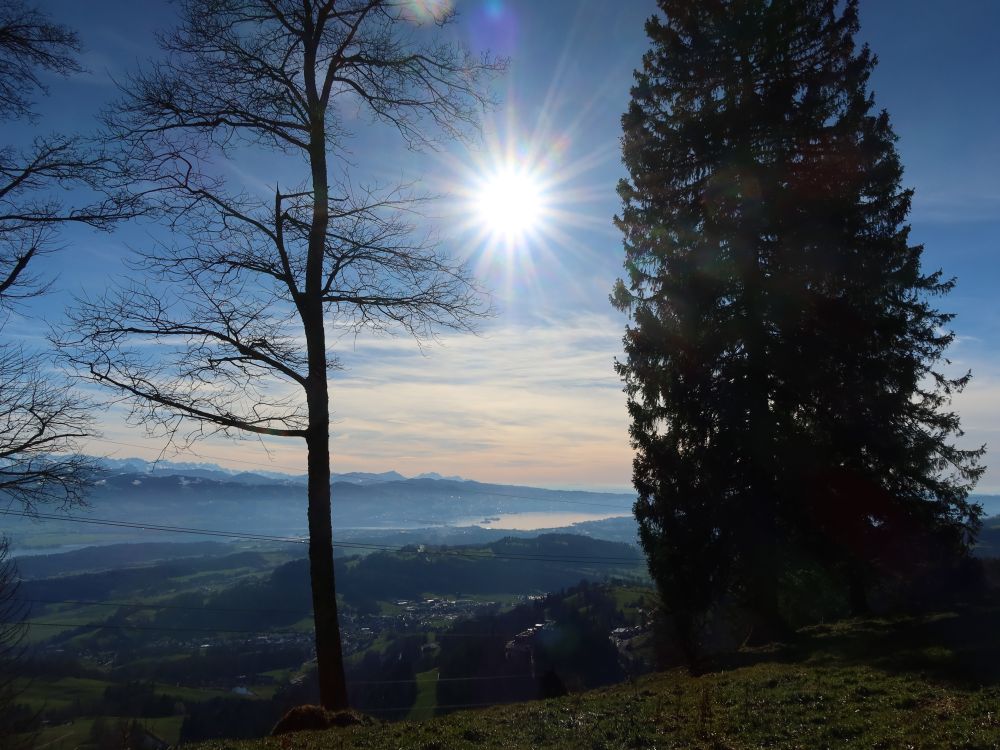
[301,52,348,702]
[303,161,348,707]
[305,380,347,709]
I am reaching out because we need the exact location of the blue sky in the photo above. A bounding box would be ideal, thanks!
[9,1,1000,491]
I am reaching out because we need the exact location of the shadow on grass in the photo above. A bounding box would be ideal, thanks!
[712,601,1000,688]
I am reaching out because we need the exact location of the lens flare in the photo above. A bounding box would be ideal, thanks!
[434,92,616,309]
[474,167,545,242]
[403,0,453,24]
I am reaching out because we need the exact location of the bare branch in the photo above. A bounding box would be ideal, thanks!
[60,280,310,443]
[0,135,143,307]
[61,1,501,710]
[0,347,94,512]
[0,0,81,121]
[0,5,136,516]
[65,0,496,447]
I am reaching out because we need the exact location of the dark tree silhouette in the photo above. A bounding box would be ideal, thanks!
[0,2,136,510]
[0,1,79,120]
[0,537,32,750]
[60,0,503,710]
[612,0,984,657]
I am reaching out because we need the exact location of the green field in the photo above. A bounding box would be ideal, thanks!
[16,677,112,712]
[17,676,245,711]
[31,721,91,750]
[31,715,186,750]
[406,669,439,722]
[24,604,123,644]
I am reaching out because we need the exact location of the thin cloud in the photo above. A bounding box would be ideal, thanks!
[80,313,633,489]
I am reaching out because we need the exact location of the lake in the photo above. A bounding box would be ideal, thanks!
[454,511,630,531]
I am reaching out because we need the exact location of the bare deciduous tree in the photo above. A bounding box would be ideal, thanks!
[0,537,31,750]
[60,0,504,709]
[0,348,93,511]
[0,9,136,746]
[0,2,137,511]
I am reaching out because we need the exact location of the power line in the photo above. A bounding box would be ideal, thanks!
[15,595,622,650]
[364,700,529,714]
[16,616,536,687]
[16,592,636,633]
[15,597,311,617]
[15,595,553,620]
[3,510,306,545]
[2,510,642,564]
[16,620,527,641]
[347,673,532,686]
[20,620,305,636]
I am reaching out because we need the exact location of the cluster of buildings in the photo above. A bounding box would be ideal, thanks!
[340,596,507,651]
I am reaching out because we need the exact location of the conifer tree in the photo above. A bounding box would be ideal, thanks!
[612,0,984,655]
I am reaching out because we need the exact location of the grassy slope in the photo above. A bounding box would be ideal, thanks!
[32,716,185,750]
[406,670,439,722]
[195,605,1000,749]
[17,676,241,714]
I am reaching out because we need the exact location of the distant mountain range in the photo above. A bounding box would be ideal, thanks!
[3,458,637,553]
[83,471,633,527]
[89,456,1000,517]
[92,457,452,486]
[8,456,995,557]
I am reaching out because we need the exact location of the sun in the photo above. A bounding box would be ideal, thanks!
[473,166,546,242]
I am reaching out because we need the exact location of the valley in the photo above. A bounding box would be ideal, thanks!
[5,464,653,748]
[7,462,1000,748]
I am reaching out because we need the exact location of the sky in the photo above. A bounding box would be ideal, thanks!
[8,0,1000,492]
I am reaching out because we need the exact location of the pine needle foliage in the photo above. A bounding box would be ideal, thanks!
[612,0,985,655]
